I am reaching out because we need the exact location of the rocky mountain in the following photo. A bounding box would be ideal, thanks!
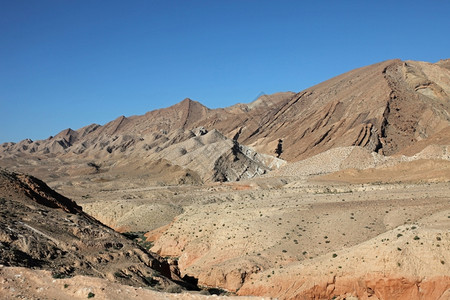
[2,59,449,167]
[0,126,285,186]
[0,168,190,292]
[0,59,449,299]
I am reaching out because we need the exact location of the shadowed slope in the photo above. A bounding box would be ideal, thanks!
[0,169,187,291]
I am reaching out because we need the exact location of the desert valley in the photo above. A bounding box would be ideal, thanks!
[1,58,450,299]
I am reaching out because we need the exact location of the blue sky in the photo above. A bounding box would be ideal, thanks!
[1,0,449,143]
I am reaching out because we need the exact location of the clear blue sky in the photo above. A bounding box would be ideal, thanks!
[1,0,449,143]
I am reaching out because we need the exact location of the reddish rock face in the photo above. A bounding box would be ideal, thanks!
[238,275,450,300]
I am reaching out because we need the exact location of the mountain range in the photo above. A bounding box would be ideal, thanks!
[1,58,449,299]
[2,59,449,166]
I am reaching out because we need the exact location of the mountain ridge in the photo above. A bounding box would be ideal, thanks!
[1,58,449,177]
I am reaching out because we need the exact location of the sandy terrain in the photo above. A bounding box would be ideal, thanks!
[2,144,449,299]
[0,266,268,300]
[149,179,450,294]
[2,146,449,299]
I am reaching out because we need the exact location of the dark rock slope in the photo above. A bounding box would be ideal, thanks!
[0,168,189,291]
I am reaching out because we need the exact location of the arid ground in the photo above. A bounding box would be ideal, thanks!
[1,59,449,299]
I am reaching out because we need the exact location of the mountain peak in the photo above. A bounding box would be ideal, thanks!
[177,97,209,110]
[55,128,75,137]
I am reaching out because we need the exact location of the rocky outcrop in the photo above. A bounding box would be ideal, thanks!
[380,60,450,155]
[0,169,83,214]
[238,274,450,300]
[147,129,285,182]
[0,169,186,291]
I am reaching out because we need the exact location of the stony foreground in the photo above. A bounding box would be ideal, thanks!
[0,267,269,300]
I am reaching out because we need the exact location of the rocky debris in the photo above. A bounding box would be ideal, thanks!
[0,266,270,300]
[0,169,187,292]
[271,146,389,177]
[147,129,285,182]
[271,143,450,179]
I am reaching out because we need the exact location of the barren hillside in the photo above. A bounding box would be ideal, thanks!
[2,59,449,166]
[0,169,190,292]
[1,59,449,299]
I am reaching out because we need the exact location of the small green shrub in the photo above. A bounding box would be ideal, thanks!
[52,272,67,279]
